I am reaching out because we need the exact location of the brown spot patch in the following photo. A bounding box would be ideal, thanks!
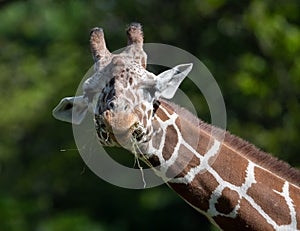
[213,215,250,231]
[133,108,143,122]
[289,184,300,230]
[141,103,146,111]
[148,154,160,167]
[166,144,200,178]
[214,199,275,231]
[253,165,284,192]
[142,115,147,128]
[147,109,152,120]
[162,125,178,161]
[155,106,170,122]
[162,103,175,115]
[215,187,240,215]
[169,171,218,212]
[151,122,163,150]
[247,166,290,226]
[211,145,249,186]
[175,117,214,156]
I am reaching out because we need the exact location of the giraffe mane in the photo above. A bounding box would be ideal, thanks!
[159,99,300,188]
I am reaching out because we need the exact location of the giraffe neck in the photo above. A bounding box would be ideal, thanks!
[140,100,300,231]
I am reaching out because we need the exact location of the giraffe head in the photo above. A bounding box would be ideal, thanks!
[53,23,192,149]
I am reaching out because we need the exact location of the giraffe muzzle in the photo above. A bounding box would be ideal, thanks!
[98,110,147,147]
[102,110,139,135]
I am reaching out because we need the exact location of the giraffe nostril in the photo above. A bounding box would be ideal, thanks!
[105,111,110,118]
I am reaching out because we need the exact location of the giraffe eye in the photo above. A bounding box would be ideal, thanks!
[108,101,114,109]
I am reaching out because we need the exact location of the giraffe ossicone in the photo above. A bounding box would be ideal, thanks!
[53,23,300,231]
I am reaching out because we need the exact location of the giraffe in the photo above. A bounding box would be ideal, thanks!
[53,23,300,231]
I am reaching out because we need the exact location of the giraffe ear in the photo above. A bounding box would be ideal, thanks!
[155,63,193,99]
[52,96,88,124]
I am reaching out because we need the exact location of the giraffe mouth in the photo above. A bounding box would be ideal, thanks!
[95,112,146,146]
[96,122,146,147]
[130,122,146,142]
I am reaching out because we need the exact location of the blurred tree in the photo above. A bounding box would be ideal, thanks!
[0,0,299,231]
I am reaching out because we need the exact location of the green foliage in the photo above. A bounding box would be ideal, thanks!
[0,0,300,230]
[38,213,104,231]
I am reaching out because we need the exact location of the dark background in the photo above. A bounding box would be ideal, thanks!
[0,0,300,230]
